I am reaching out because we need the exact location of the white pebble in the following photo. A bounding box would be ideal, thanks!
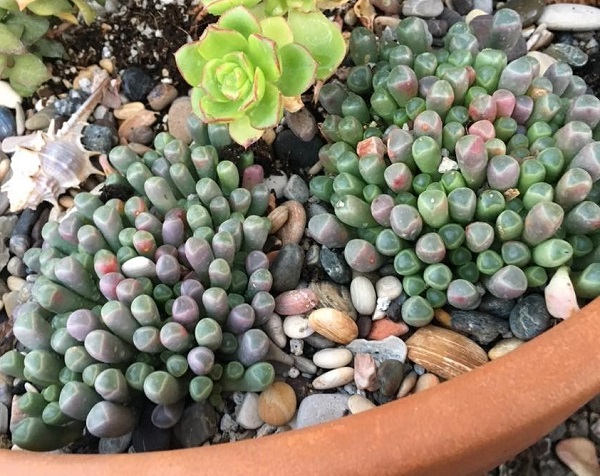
[283,314,314,339]
[235,392,264,430]
[312,367,355,390]
[538,4,600,32]
[312,348,353,369]
[350,276,376,315]
[375,276,403,301]
[347,395,376,414]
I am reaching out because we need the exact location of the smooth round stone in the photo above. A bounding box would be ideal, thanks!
[509,294,551,340]
[294,393,350,428]
[449,310,511,345]
[235,392,264,430]
[283,314,314,339]
[273,129,324,170]
[270,243,304,293]
[350,276,376,315]
[488,338,525,360]
[257,382,297,426]
[99,432,132,454]
[538,4,600,31]
[283,174,310,204]
[293,355,317,374]
[147,83,178,111]
[312,367,355,390]
[414,373,440,393]
[0,106,16,142]
[402,0,443,18]
[544,44,588,68]
[319,247,352,284]
[121,67,154,101]
[376,276,403,302]
[377,359,405,397]
[312,348,353,369]
[167,97,193,144]
[478,295,516,319]
[504,0,545,27]
[397,370,419,398]
[173,401,218,447]
[347,395,376,414]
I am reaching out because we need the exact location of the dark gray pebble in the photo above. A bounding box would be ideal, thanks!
[504,0,545,27]
[173,402,218,448]
[129,125,155,145]
[132,404,172,452]
[377,359,405,397]
[478,294,516,319]
[270,243,304,293]
[427,19,448,38]
[0,106,16,141]
[450,310,512,345]
[13,208,43,237]
[319,247,352,284]
[82,124,116,155]
[357,315,372,338]
[273,129,324,171]
[451,0,473,15]
[509,294,551,341]
[438,7,463,28]
[9,234,31,259]
[55,89,89,117]
[121,67,154,102]
[386,293,408,322]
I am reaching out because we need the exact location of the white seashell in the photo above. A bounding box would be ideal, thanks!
[312,348,353,369]
[122,256,157,278]
[538,4,600,31]
[348,394,376,414]
[350,276,377,315]
[312,367,355,390]
[283,315,315,339]
[0,81,22,108]
[545,266,580,319]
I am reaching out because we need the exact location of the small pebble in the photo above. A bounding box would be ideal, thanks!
[350,276,377,316]
[7,276,25,292]
[121,67,154,101]
[99,433,132,454]
[348,394,376,414]
[147,83,178,111]
[275,288,319,316]
[353,353,379,391]
[283,315,314,339]
[367,318,409,340]
[402,0,443,18]
[472,0,492,13]
[173,401,218,447]
[114,102,145,120]
[320,247,352,284]
[357,315,372,338]
[272,129,324,170]
[376,359,405,397]
[438,7,463,27]
[55,89,88,117]
[294,393,350,428]
[477,294,516,319]
[129,125,155,145]
[538,4,600,32]
[167,97,193,144]
[487,338,525,360]
[504,0,545,27]
[257,382,297,426]
[450,0,473,15]
[449,310,512,345]
[82,124,115,154]
[312,367,355,390]
[396,370,418,398]
[235,393,264,430]
[427,19,448,38]
[308,308,358,345]
[0,106,16,141]
[6,256,26,278]
[283,174,310,204]
[413,373,441,394]
[509,294,551,341]
[284,108,317,142]
[270,243,304,293]
[275,200,306,245]
[312,348,353,369]
[346,336,408,364]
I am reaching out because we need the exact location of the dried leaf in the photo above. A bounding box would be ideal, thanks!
[283,95,304,113]
[353,0,376,30]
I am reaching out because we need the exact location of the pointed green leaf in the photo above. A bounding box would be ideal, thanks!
[175,42,207,87]
[26,0,72,16]
[247,33,281,82]
[202,59,229,102]
[196,26,248,61]
[0,23,26,55]
[228,116,263,148]
[0,0,19,11]
[217,6,260,38]
[240,67,266,112]
[277,42,317,96]
[8,53,50,97]
[289,0,317,12]
[6,12,49,46]
[202,0,261,15]
[190,87,205,120]
[259,17,293,48]
[32,37,67,59]
[287,10,346,80]
[248,82,283,129]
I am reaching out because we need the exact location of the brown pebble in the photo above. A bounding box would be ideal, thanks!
[128,125,155,145]
[396,370,418,398]
[258,382,297,426]
[147,83,179,111]
[357,315,372,338]
[433,308,452,328]
[353,353,379,391]
[487,338,525,360]
[167,97,193,144]
[275,200,306,245]
[413,373,440,394]
[367,318,409,340]
[267,206,289,234]
[347,395,376,414]
[118,110,157,143]
[308,308,358,345]
[114,102,145,120]
[275,288,319,316]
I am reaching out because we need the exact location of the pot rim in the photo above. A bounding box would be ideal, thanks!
[2,297,600,476]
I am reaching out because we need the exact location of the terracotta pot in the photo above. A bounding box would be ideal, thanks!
[2,298,600,476]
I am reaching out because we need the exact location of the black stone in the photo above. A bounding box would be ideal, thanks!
[82,124,116,155]
[386,293,408,322]
[451,0,473,15]
[55,89,89,117]
[377,359,405,397]
[478,294,516,319]
[173,401,218,448]
[469,15,493,49]
[272,128,324,171]
[427,19,448,38]
[13,207,44,236]
[319,246,352,284]
[121,67,154,102]
[450,310,512,345]
[270,243,305,293]
[0,106,16,141]
[132,404,172,452]
[438,7,463,28]
[357,314,372,338]
[509,294,551,340]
